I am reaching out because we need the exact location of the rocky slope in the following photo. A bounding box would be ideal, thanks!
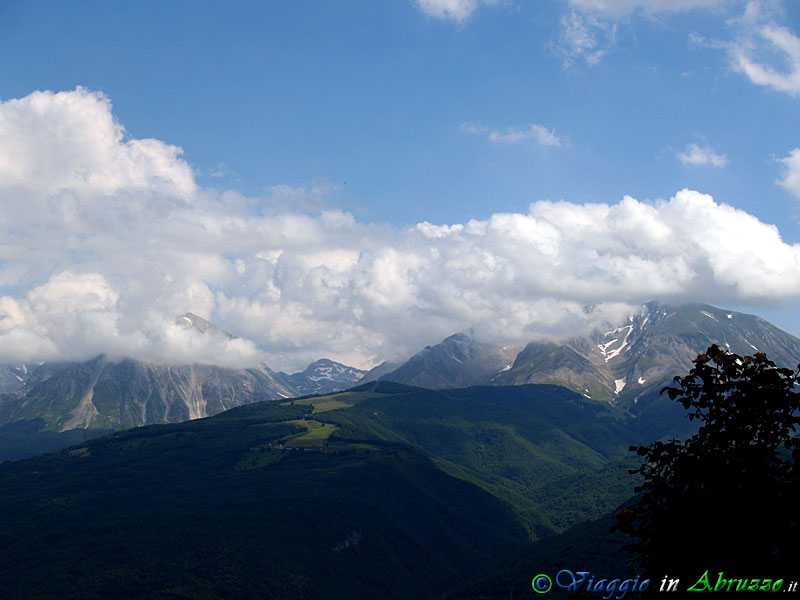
[277,358,367,396]
[0,356,295,431]
[0,311,370,434]
[0,363,35,394]
[381,302,800,408]
[379,332,520,390]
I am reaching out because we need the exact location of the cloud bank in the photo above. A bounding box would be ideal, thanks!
[1,88,800,370]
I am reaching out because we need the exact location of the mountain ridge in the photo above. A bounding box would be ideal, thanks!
[380,302,800,407]
[0,355,368,435]
[277,358,367,396]
[2,301,799,457]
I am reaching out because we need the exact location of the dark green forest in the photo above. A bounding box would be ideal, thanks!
[0,353,796,599]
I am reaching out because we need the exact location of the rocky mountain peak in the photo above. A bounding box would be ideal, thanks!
[175,313,236,339]
[279,359,367,396]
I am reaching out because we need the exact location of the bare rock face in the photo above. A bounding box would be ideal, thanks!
[279,359,367,397]
[0,355,371,432]
[382,303,800,407]
[0,363,35,394]
[0,356,297,431]
[0,355,370,433]
[0,312,371,432]
[175,312,236,338]
[4,302,799,433]
[380,332,521,390]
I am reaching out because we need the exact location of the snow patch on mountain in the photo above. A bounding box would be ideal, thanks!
[598,324,634,362]
[282,359,367,395]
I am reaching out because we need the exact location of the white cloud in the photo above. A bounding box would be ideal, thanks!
[777,147,800,198]
[460,121,563,147]
[558,0,725,68]
[459,122,489,135]
[568,0,724,17]
[419,0,723,23]
[693,1,800,97]
[0,272,263,368]
[414,0,499,23]
[554,10,617,67]
[0,87,195,198]
[683,3,800,97]
[2,89,800,371]
[730,21,800,97]
[688,31,728,51]
[677,143,729,168]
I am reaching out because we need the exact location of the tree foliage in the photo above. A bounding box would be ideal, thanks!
[616,345,800,576]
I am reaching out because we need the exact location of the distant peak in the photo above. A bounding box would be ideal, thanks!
[308,358,336,366]
[175,313,236,339]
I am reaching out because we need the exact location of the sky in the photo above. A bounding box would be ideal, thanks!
[1,0,800,371]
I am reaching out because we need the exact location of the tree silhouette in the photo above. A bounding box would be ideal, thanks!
[615,345,800,579]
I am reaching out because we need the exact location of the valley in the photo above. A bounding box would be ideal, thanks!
[1,302,798,598]
[7,8,800,596]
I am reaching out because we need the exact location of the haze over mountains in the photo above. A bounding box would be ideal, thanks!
[0,356,368,432]
[1,301,799,596]
[2,346,790,598]
[6,4,800,595]
[1,302,798,447]
[377,302,800,405]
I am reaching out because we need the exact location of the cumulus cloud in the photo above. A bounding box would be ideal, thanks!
[0,87,195,198]
[677,143,729,168]
[777,147,800,198]
[414,0,500,23]
[0,272,263,368]
[2,88,800,370]
[460,121,563,146]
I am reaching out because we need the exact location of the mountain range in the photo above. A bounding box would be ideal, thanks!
[1,301,798,461]
[0,314,368,459]
[0,381,648,599]
[1,301,799,597]
[378,302,800,407]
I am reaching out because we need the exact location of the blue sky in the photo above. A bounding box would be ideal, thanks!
[1,0,800,369]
